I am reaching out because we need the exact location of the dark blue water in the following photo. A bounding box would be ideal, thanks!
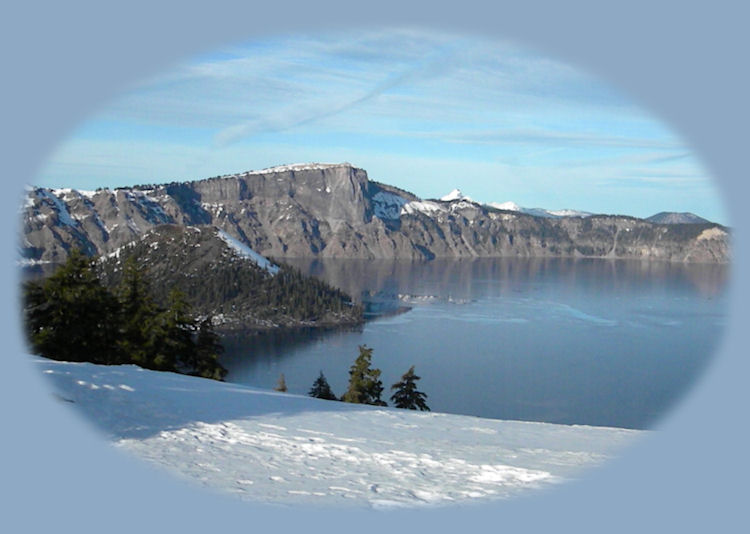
[221,258,728,429]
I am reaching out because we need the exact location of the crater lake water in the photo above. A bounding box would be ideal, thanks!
[220,258,728,430]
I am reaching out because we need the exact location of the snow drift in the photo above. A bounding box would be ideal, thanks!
[36,357,643,509]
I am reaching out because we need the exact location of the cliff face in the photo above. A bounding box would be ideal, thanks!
[20,162,730,264]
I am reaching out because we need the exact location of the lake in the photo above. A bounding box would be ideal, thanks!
[220,257,728,430]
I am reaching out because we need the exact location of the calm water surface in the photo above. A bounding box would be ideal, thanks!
[221,258,728,429]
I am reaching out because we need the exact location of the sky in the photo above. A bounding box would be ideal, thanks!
[35,28,727,224]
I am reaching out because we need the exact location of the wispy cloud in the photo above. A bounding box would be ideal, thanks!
[212,57,453,146]
[387,127,682,150]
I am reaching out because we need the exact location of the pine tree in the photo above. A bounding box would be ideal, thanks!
[24,249,122,365]
[193,316,227,380]
[155,288,196,372]
[390,366,430,411]
[274,373,288,392]
[308,371,337,400]
[22,249,229,382]
[116,257,160,368]
[341,345,386,406]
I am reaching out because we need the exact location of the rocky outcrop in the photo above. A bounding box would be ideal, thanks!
[20,162,730,264]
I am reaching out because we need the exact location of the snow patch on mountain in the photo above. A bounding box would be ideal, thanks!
[440,189,471,202]
[488,201,522,212]
[38,189,77,227]
[372,191,409,220]
[217,230,279,275]
[401,200,446,216]
[243,162,352,176]
[487,201,591,218]
[547,209,593,218]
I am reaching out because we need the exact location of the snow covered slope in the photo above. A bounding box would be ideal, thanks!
[36,357,642,509]
[217,229,279,274]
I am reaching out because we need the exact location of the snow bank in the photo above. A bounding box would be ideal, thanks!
[35,357,643,509]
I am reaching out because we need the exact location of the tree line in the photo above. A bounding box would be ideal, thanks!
[23,249,227,381]
[275,345,430,411]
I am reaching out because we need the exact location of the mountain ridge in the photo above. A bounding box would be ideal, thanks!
[21,162,730,264]
[646,212,711,225]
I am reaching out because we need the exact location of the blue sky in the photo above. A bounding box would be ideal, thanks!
[36,28,727,223]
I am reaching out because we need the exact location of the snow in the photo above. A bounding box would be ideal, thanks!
[401,200,446,216]
[22,189,36,209]
[489,201,522,212]
[216,229,280,275]
[16,258,52,266]
[372,191,408,220]
[448,200,480,212]
[35,357,642,509]
[547,209,592,218]
[440,189,472,202]
[487,201,591,218]
[441,189,464,201]
[38,189,77,227]
[244,162,352,175]
[125,190,170,222]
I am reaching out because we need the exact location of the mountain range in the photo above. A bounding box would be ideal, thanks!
[20,162,730,265]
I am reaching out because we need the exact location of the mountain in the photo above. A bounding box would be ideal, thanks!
[646,212,711,225]
[96,224,363,331]
[21,162,730,264]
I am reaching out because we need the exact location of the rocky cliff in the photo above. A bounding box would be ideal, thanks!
[20,162,730,264]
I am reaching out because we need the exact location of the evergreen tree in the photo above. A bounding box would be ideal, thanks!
[390,366,430,411]
[116,257,162,369]
[24,249,122,365]
[154,288,196,372]
[341,345,386,406]
[193,316,227,381]
[274,373,288,392]
[308,371,337,400]
[22,250,228,382]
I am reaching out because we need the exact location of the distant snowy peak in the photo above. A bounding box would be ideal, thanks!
[487,201,592,219]
[488,201,522,212]
[216,229,279,275]
[547,209,593,218]
[440,189,470,202]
